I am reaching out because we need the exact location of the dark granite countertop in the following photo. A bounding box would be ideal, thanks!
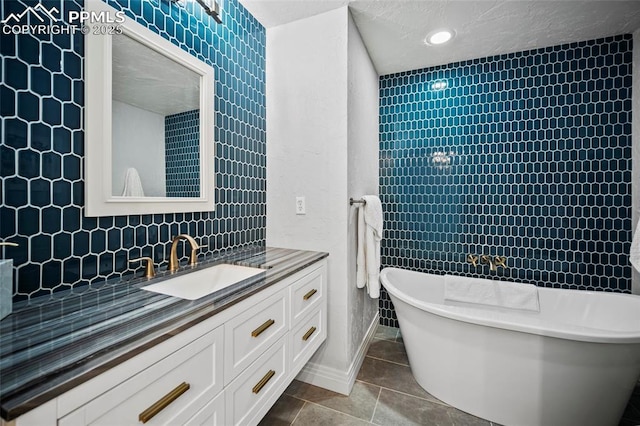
[0,246,328,421]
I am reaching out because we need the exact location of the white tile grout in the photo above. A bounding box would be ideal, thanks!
[369,386,382,424]
[289,401,306,425]
[354,378,449,408]
[364,354,409,367]
[295,400,373,424]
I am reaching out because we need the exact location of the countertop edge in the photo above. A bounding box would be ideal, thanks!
[1,249,328,421]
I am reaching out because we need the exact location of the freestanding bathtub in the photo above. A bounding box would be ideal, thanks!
[380,267,640,426]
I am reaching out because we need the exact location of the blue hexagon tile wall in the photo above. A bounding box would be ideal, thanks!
[0,0,266,300]
[166,109,201,198]
[379,35,633,327]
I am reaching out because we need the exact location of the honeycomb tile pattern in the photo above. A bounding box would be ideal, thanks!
[165,109,200,197]
[379,35,633,327]
[0,0,266,300]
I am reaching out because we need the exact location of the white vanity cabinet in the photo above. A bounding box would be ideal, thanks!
[6,260,327,426]
[59,326,225,426]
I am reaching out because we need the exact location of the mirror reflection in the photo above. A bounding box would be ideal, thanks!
[111,33,201,198]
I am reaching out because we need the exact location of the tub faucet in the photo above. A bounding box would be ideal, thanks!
[168,234,200,272]
[480,255,507,271]
[494,256,507,269]
[480,255,495,271]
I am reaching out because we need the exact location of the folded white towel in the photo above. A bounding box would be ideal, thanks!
[356,195,383,298]
[122,167,145,197]
[630,220,640,273]
[444,275,540,312]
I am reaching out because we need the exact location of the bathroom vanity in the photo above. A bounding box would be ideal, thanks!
[0,247,327,426]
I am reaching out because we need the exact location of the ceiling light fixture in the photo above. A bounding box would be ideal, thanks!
[425,29,455,46]
[196,0,222,23]
[171,0,222,24]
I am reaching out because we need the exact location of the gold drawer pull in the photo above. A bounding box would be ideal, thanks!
[303,289,317,300]
[252,370,276,394]
[251,319,275,337]
[302,326,317,341]
[138,382,190,424]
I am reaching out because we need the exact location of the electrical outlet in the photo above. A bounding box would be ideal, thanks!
[296,197,306,215]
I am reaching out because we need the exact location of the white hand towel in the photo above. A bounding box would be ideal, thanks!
[630,220,640,273]
[356,195,383,298]
[122,167,145,197]
[444,275,540,312]
[356,209,366,289]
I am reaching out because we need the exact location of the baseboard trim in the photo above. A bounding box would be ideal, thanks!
[295,312,379,395]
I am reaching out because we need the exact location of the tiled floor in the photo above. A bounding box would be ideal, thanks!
[261,325,640,426]
[621,386,640,426]
[260,325,491,425]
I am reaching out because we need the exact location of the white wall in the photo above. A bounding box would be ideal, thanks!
[112,100,166,197]
[633,29,639,294]
[267,7,379,393]
[267,6,350,375]
[346,11,379,363]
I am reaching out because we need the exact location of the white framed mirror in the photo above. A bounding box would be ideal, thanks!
[84,0,215,217]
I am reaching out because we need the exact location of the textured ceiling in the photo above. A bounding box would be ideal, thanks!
[112,33,200,116]
[239,0,640,75]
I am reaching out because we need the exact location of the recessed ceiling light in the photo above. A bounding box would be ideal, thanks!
[425,29,455,46]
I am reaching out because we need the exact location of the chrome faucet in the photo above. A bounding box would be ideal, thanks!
[168,234,200,272]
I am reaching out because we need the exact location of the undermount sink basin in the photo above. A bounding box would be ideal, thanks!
[141,264,266,300]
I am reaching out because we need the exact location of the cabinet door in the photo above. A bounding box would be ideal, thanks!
[61,326,224,426]
[224,289,288,384]
[225,337,288,426]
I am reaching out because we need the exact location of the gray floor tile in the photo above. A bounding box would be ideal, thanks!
[367,338,409,366]
[357,356,436,401]
[447,406,491,426]
[292,402,371,426]
[263,326,640,426]
[374,324,399,341]
[258,394,305,425]
[284,380,380,421]
[622,390,640,422]
[372,388,452,426]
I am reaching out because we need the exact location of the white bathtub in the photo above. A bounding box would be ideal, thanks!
[380,267,640,426]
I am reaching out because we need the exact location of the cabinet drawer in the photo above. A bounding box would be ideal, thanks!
[290,267,324,323]
[224,289,288,384]
[290,308,326,373]
[79,326,223,426]
[225,337,288,426]
[184,389,225,426]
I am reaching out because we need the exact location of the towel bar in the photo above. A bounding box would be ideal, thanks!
[349,198,366,206]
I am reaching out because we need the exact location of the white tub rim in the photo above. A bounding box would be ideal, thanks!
[380,267,640,344]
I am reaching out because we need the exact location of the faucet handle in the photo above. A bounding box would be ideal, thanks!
[189,243,201,266]
[0,242,19,247]
[129,257,156,278]
[480,255,498,272]
[494,256,507,269]
[466,254,479,267]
